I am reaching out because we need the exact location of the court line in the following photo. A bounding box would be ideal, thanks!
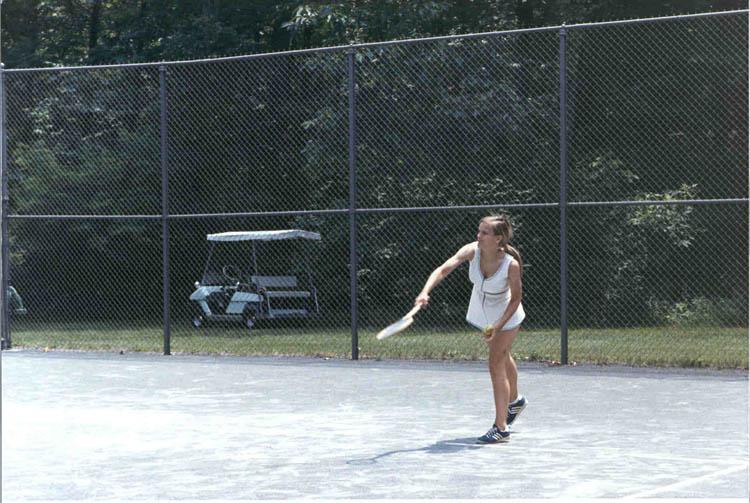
[509,443,745,466]
[622,462,749,499]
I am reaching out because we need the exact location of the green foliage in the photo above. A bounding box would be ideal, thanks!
[571,153,639,201]
[628,184,701,249]
[568,183,716,327]
[1,2,746,338]
[649,297,745,327]
[3,1,745,68]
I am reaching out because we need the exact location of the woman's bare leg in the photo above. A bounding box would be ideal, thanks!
[506,353,518,403]
[488,327,519,429]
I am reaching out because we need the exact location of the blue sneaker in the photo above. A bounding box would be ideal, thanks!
[507,395,527,426]
[477,424,510,444]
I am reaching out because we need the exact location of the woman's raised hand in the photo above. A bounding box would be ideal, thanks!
[415,292,430,308]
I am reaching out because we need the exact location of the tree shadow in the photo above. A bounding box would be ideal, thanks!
[346,437,486,465]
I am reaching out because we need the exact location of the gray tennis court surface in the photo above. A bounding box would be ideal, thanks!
[2,349,748,500]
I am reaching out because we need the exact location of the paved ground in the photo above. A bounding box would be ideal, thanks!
[2,350,748,500]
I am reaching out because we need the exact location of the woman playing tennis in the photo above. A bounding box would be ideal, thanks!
[415,214,527,443]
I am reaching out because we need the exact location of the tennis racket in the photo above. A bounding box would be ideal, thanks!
[375,305,422,340]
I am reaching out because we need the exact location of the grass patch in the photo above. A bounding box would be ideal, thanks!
[6,321,748,369]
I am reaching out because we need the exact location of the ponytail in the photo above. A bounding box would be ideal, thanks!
[481,213,522,277]
[504,244,523,278]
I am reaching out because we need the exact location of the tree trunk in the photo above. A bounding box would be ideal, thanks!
[515,0,535,28]
[88,0,103,59]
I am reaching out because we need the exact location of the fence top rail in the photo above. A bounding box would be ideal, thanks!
[6,198,748,220]
[3,9,747,75]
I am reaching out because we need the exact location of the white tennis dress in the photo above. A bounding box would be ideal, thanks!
[466,244,525,331]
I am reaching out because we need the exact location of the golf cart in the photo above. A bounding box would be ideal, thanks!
[189,229,321,330]
[2,286,27,348]
[6,286,27,318]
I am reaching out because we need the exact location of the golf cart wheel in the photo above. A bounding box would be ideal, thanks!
[191,305,205,329]
[242,309,256,331]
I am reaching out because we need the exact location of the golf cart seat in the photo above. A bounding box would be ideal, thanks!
[252,274,319,317]
[251,275,311,298]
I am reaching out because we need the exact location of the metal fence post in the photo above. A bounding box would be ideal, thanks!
[0,63,9,350]
[347,49,359,360]
[559,25,569,365]
[160,65,171,356]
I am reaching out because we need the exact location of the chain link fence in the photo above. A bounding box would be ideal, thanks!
[1,11,747,367]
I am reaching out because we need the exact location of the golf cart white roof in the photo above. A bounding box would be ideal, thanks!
[207,230,321,242]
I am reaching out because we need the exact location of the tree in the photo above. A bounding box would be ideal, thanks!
[1,1,746,326]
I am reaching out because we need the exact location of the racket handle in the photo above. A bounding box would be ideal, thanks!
[405,304,421,318]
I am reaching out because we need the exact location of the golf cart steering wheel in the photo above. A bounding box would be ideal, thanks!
[221,264,241,283]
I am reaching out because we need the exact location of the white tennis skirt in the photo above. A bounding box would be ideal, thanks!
[465,286,525,331]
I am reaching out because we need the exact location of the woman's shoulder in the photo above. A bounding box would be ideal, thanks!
[505,254,521,270]
[456,242,478,260]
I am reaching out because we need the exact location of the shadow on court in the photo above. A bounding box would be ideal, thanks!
[347,437,486,465]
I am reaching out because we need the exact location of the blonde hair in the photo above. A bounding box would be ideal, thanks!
[480,214,523,275]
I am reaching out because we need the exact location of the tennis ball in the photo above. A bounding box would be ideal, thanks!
[483,325,493,336]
